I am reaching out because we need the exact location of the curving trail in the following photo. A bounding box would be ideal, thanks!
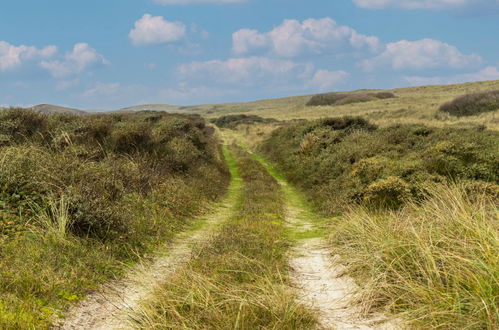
[57,149,242,330]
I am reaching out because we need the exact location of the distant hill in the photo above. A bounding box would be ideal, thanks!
[28,104,86,115]
[191,80,499,131]
[119,104,188,113]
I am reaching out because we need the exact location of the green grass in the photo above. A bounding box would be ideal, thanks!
[132,145,316,329]
[0,109,230,328]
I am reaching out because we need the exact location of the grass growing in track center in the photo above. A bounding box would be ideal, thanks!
[132,144,316,329]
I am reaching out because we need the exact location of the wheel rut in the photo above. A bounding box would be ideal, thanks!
[254,156,398,330]
[57,176,241,330]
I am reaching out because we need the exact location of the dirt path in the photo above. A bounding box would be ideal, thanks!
[253,154,398,330]
[57,154,242,330]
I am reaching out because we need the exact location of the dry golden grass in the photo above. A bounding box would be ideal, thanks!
[193,80,499,131]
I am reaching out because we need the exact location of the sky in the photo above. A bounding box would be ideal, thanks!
[1,0,498,110]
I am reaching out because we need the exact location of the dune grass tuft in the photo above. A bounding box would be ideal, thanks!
[329,184,498,329]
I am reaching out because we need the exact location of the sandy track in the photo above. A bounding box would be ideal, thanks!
[57,181,240,330]
[276,180,399,330]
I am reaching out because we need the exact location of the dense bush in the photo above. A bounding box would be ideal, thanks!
[0,109,228,240]
[306,91,395,107]
[259,116,499,214]
[210,114,278,129]
[439,90,499,116]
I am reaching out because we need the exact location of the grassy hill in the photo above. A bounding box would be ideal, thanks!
[119,104,188,112]
[192,80,499,130]
[28,104,86,115]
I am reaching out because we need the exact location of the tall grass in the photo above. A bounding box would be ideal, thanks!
[132,146,316,329]
[329,184,498,329]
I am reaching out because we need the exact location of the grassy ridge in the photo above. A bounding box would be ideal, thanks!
[0,109,229,328]
[133,145,316,329]
[259,117,499,328]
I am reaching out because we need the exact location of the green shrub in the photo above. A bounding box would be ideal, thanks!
[259,117,499,214]
[210,114,278,129]
[363,176,411,208]
[0,108,49,143]
[306,91,395,107]
[439,90,499,116]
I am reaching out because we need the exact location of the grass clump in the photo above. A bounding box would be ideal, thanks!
[306,91,395,107]
[259,116,499,214]
[329,184,499,329]
[0,108,229,328]
[133,145,316,329]
[210,114,278,129]
[439,90,499,117]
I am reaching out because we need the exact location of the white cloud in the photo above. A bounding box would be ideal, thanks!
[81,82,122,99]
[307,70,349,91]
[177,56,348,92]
[154,0,245,4]
[40,43,108,78]
[159,84,230,102]
[360,39,483,71]
[232,18,381,57]
[0,41,56,71]
[129,14,186,46]
[352,0,492,10]
[405,66,499,85]
[178,57,314,85]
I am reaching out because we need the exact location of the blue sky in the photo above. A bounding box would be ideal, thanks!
[1,0,498,109]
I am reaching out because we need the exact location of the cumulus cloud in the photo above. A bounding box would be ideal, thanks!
[0,41,56,71]
[129,14,186,46]
[405,66,499,85]
[360,39,483,71]
[352,0,495,10]
[154,0,244,4]
[232,18,381,57]
[40,43,108,78]
[307,70,349,91]
[178,57,314,85]
[177,56,348,91]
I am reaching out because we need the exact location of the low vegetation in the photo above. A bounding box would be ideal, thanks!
[259,116,499,328]
[330,184,498,328]
[0,109,229,328]
[439,89,499,117]
[133,145,316,329]
[260,116,498,214]
[306,91,395,107]
[210,114,278,129]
